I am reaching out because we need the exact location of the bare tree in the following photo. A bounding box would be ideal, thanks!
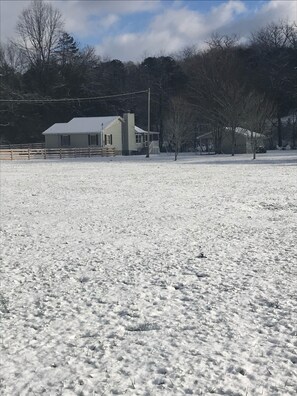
[206,32,239,50]
[250,21,297,147]
[215,79,248,156]
[244,92,275,159]
[187,44,248,155]
[164,97,194,160]
[15,0,63,69]
[0,42,26,73]
[251,20,297,50]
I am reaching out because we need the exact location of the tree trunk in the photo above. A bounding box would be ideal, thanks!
[159,120,163,151]
[158,93,163,150]
[174,143,179,161]
[214,126,222,154]
[292,117,296,148]
[218,133,222,154]
[231,127,236,156]
[277,115,282,147]
[252,134,256,160]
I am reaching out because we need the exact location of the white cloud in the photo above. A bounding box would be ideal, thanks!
[97,0,248,61]
[256,0,296,23]
[58,0,161,38]
[0,0,296,61]
[97,0,297,61]
[62,12,120,38]
[62,0,161,14]
[215,0,297,38]
[0,0,161,41]
[99,14,119,30]
[0,1,31,41]
[209,0,247,25]
[150,0,246,39]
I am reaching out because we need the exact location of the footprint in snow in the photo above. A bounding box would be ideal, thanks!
[196,273,209,278]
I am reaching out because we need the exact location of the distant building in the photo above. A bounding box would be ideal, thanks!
[196,127,267,154]
[42,113,160,155]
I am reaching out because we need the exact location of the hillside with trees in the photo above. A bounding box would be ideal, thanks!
[0,0,296,149]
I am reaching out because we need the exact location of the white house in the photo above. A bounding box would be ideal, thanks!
[196,127,267,154]
[134,126,160,154]
[42,113,160,155]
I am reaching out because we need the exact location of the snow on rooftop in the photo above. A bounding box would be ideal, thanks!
[281,114,297,123]
[135,126,159,135]
[235,127,263,138]
[67,116,120,134]
[135,126,146,133]
[43,117,159,136]
[197,127,264,140]
[41,122,68,135]
[42,116,121,135]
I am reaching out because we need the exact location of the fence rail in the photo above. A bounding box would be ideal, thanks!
[0,143,45,149]
[0,147,116,160]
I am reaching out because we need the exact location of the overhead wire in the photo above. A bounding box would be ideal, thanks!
[0,89,149,104]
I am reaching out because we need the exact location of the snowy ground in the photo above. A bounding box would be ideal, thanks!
[1,151,297,396]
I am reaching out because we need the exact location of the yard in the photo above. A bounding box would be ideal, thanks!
[1,151,297,395]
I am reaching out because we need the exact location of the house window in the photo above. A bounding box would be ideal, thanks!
[88,134,98,146]
[104,134,113,145]
[61,135,70,146]
[136,134,142,143]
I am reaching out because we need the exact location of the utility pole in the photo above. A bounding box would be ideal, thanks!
[146,88,150,158]
[101,122,104,147]
[0,74,4,92]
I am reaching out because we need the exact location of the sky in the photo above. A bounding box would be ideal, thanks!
[0,0,296,62]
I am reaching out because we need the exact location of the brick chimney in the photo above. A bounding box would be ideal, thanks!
[122,113,136,155]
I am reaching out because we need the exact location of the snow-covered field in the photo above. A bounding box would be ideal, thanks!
[1,151,297,396]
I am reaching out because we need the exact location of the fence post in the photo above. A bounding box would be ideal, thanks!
[44,149,46,159]
[28,148,31,160]
[60,148,62,159]
[88,147,91,158]
[11,149,13,160]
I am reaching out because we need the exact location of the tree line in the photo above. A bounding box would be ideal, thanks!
[0,0,296,156]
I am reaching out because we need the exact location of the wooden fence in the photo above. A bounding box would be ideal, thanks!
[0,147,116,161]
[0,143,45,149]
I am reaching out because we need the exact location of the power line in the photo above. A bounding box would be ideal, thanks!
[0,89,149,104]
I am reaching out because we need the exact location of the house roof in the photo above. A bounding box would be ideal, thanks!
[234,127,264,138]
[42,116,122,135]
[196,127,264,140]
[135,126,159,135]
[135,126,146,134]
[196,132,212,139]
[42,123,66,135]
[280,113,297,123]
